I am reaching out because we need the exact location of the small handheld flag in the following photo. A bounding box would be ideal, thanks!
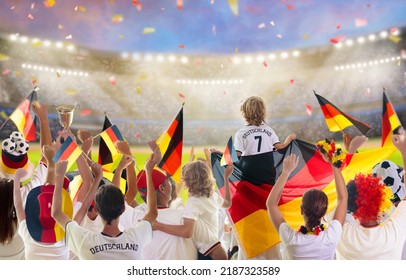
[381,90,402,147]
[220,136,238,166]
[314,91,371,135]
[98,124,124,157]
[52,136,83,170]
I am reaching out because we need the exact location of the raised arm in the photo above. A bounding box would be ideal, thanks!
[274,133,296,150]
[331,164,348,225]
[115,141,138,206]
[42,144,56,185]
[222,164,234,209]
[74,137,93,204]
[266,154,299,231]
[32,102,52,163]
[51,161,71,229]
[13,169,28,223]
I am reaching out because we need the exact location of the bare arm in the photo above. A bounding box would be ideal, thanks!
[115,141,138,205]
[42,145,56,185]
[32,102,52,163]
[51,161,71,229]
[274,133,296,150]
[266,154,299,231]
[332,166,348,225]
[13,169,28,223]
[142,152,158,223]
[153,218,196,238]
[222,164,234,209]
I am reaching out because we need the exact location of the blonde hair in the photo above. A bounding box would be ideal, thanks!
[240,96,267,126]
[182,161,214,198]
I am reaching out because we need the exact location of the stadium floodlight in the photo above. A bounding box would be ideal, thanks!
[9,34,18,41]
[144,53,154,62]
[357,37,365,44]
[368,34,376,41]
[244,56,253,64]
[281,52,289,59]
[32,38,40,44]
[132,52,141,61]
[233,57,241,64]
[121,52,129,59]
[180,56,189,64]
[292,50,300,57]
[334,42,342,49]
[156,55,165,62]
[43,40,51,47]
[20,36,28,43]
[334,66,339,71]
[268,53,276,60]
[256,55,264,62]
[66,44,75,52]
[379,31,388,38]
[345,39,354,47]
[168,55,177,62]
[55,41,63,48]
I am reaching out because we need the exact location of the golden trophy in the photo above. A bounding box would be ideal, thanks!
[56,105,75,129]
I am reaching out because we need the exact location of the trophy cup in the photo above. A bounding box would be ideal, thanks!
[56,104,75,130]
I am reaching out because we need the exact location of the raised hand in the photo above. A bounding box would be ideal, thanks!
[56,160,69,177]
[42,145,55,162]
[282,154,299,174]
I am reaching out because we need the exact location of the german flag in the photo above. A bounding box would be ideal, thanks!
[381,90,402,147]
[99,124,124,158]
[8,88,38,142]
[211,139,396,259]
[154,105,183,183]
[97,116,122,172]
[52,136,83,171]
[314,92,371,135]
[220,136,238,166]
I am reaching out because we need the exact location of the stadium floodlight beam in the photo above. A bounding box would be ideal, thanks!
[121,52,129,59]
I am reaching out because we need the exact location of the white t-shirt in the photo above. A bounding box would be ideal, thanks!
[279,220,343,260]
[183,191,224,254]
[0,227,25,260]
[234,124,280,156]
[18,220,69,260]
[65,220,152,260]
[142,207,197,260]
[336,201,406,260]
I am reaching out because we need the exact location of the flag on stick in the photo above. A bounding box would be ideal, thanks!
[314,91,371,135]
[8,87,38,141]
[52,136,83,170]
[150,105,183,183]
[381,90,402,147]
[97,116,123,172]
[98,124,124,158]
[220,136,239,166]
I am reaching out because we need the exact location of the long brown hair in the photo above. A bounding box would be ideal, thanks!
[301,189,328,229]
[0,178,17,244]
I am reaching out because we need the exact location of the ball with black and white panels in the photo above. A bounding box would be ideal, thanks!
[372,160,404,196]
[10,131,24,141]
[15,139,29,155]
[2,138,16,153]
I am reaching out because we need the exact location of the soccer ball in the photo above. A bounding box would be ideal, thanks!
[15,139,29,155]
[10,131,24,141]
[2,138,16,153]
[372,160,405,202]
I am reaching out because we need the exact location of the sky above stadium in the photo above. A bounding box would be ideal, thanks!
[0,0,406,54]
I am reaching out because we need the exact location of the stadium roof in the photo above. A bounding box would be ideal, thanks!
[0,0,406,55]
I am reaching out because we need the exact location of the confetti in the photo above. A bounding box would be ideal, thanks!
[111,14,124,23]
[10,5,15,10]
[227,0,239,16]
[31,3,35,10]
[367,3,371,8]
[58,24,64,29]
[275,89,282,95]
[276,34,283,39]
[31,78,38,85]
[263,61,268,67]
[0,53,10,61]
[176,0,184,10]
[336,24,341,29]
[330,35,345,44]
[390,27,399,35]
[43,0,56,8]
[290,79,294,84]
[75,5,86,12]
[235,47,238,54]
[388,35,401,43]
[178,92,186,99]
[258,23,266,29]
[355,18,368,27]
[143,27,155,34]
[66,88,78,95]
[56,71,61,78]
[303,34,309,40]
[212,25,216,36]
[0,111,8,119]
[118,35,125,38]
[109,76,116,86]
[401,49,406,59]
[80,108,92,116]
[305,105,313,116]
[65,34,72,40]
[270,21,275,26]
[179,44,185,48]
[286,4,295,10]
[28,14,34,20]
[136,86,142,94]
[14,71,22,77]
[135,132,140,139]
[2,69,10,75]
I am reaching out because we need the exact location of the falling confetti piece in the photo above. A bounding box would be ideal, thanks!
[212,25,216,36]
[336,24,341,29]
[390,27,399,35]
[0,111,8,119]
[109,76,116,86]
[401,49,406,59]
[44,0,56,8]
[56,71,60,78]
[275,89,282,95]
[66,88,78,95]
[143,27,155,34]
[227,0,239,16]
[136,86,142,94]
[14,71,22,77]
[276,34,283,39]
[177,0,184,10]
[290,79,294,84]
[118,35,125,38]
[2,69,10,75]
[28,14,34,20]
[330,35,345,44]
[389,35,401,43]
[75,5,86,12]
[270,21,275,26]
[263,61,268,67]
[0,53,10,61]
[58,24,63,29]
[178,92,186,99]
[31,78,37,85]
[305,105,313,116]
[195,59,202,68]
[31,3,35,9]
[303,33,309,40]
[179,44,185,48]
[65,34,72,39]
[80,108,92,116]
[355,18,368,27]
[111,14,124,23]
[286,4,295,10]
[135,132,140,139]
[367,3,371,8]
[235,47,238,53]
[220,63,224,68]
[10,5,15,10]
[258,23,266,29]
